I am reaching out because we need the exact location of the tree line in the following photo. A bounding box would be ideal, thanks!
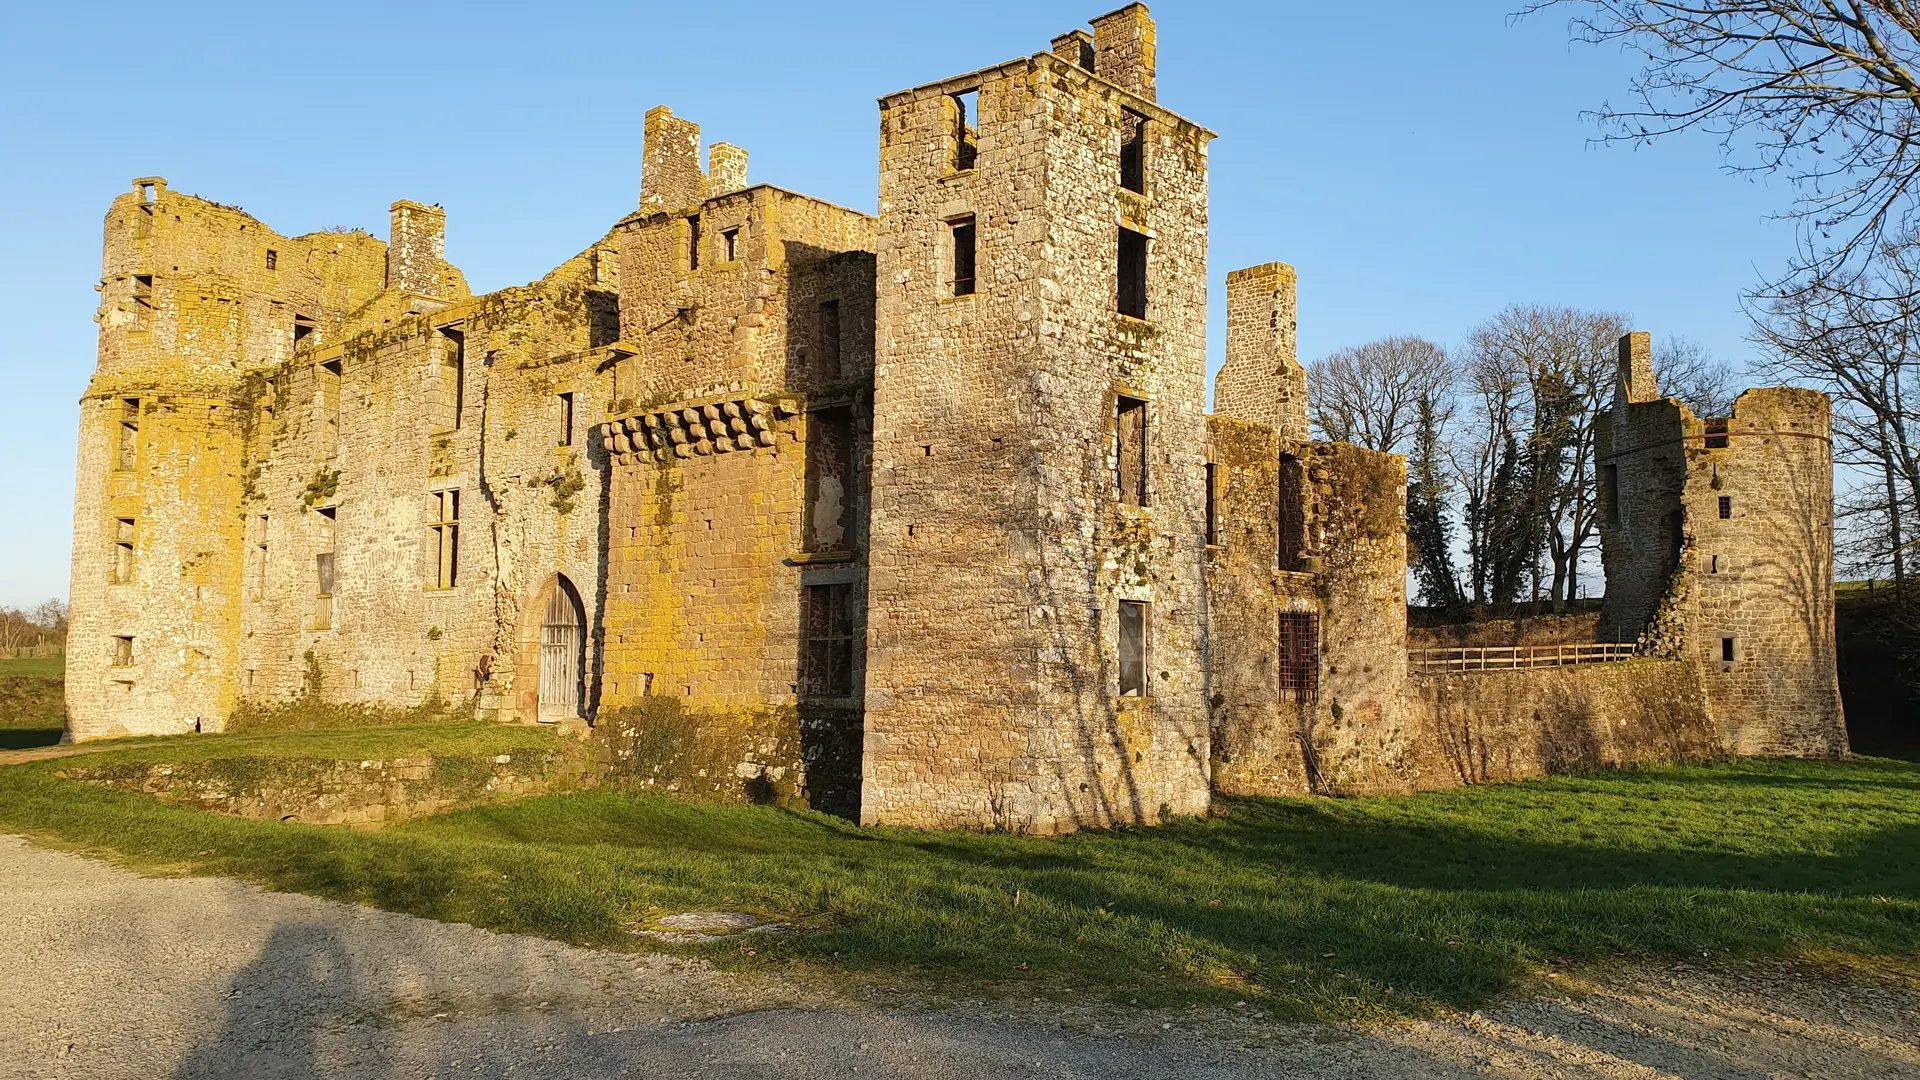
[1308,312,1740,616]
[0,600,68,654]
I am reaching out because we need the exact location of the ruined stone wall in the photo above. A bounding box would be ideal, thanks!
[1401,660,1718,790]
[69,182,389,739]
[1683,388,1845,756]
[863,31,1215,833]
[598,168,876,815]
[1213,263,1308,443]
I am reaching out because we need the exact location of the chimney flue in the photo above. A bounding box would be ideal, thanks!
[387,200,446,295]
[1091,3,1156,101]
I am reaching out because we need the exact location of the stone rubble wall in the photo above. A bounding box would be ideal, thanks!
[60,745,597,828]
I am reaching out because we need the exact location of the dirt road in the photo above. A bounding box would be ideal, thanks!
[1,834,1913,1079]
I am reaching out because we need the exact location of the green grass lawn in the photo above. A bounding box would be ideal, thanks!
[0,733,1914,1021]
[0,661,65,749]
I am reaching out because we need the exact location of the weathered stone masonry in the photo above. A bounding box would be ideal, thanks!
[68,5,1845,832]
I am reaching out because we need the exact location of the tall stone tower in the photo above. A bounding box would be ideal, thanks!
[67,178,388,738]
[861,5,1218,832]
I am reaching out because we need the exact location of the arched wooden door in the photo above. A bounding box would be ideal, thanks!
[538,578,584,721]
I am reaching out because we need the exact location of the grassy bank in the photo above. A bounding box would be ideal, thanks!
[0,742,1914,1020]
[0,659,65,750]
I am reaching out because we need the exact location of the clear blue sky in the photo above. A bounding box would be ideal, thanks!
[0,1,1799,609]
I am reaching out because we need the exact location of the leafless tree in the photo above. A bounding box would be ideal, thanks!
[1654,337,1749,416]
[1308,336,1455,454]
[1455,305,1630,609]
[1525,1,1920,287]
[1754,234,1920,580]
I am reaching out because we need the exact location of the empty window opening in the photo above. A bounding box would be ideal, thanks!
[115,398,140,471]
[265,249,278,271]
[1204,462,1218,545]
[429,490,460,590]
[318,360,342,445]
[1278,452,1307,569]
[817,299,842,379]
[1118,227,1148,319]
[557,392,574,446]
[950,217,977,297]
[439,328,465,430]
[1718,495,1732,520]
[1600,463,1620,524]
[950,89,979,171]
[1120,109,1147,193]
[132,275,154,329]
[806,407,856,552]
[1721,636,1737,663]
[802,582,856,697]
[253,518,268,601]
[111,636,134,668]
[687,214,702,271]
[1118,600,1149,697]
[1710,554,1722,574]
[292,314,316,347]
[1278,611,1321,703]
[313,506,337,629]
[721,227,739,262]
[138,182,156,204]
[1116,396,1148,507]
[1704,418,1729,449]
[111,518,136,584]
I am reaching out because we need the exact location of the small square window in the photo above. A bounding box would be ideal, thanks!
[722,227,739,262]
[1704,418,1729,449]
[111,636,133,668]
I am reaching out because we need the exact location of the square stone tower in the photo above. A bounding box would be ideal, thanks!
[861,5,1218,832]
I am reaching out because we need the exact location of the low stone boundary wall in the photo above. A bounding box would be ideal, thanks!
[1395,658,1718,790]
[60,745,597,827]
[596,697,862,819]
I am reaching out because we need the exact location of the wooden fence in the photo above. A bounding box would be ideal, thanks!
[1408,643,1638,675]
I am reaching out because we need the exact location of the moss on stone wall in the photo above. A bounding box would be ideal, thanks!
[596,695,860,818]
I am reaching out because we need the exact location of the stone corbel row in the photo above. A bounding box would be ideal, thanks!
[601,397,778,465]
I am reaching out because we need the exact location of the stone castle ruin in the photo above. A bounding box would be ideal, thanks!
[68,6,1846,832]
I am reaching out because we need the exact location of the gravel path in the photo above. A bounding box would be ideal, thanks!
[1,833,1914,1079]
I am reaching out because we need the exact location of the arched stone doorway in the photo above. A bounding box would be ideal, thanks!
[517,575,586,723]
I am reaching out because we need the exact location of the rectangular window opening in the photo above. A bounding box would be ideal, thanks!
[687,214,702,271]
[292,314,316,347]
[1279,612,1322,703]
[1118,227,1148,319]
[319,360,342,445]
[1721,636,1737,663]
[1600,463,1620,524]
[721,227,739,262]
[115,398,140,472]
[132,275,154,329]
[1204,462,1218,545]
[429,490,460,590]
[111,636,133,668]
[1704,418,1729,449]
[805,408,856,553]
[802,582,856,697]
[265,249,278,271]
[1117,396,1148,507]
[1278,452,1306,570]
[950,89,979,172]
[950,217,977,297]
[817,299,842,379]
[1119,108,1147,193]
[439,328,465,430]
[557,392,574,447]
[1718,495,1732,520]
[1118,600,1149,697]
[112,518,136,584]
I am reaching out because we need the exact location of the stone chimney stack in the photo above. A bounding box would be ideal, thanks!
[641,106,708,212]
[707,142,748,197]
[387,200,445,295]
[1215,263,1309,444]
[1051,29,1095,70]
[1091,3,1156,102]
[1617,331,1658,405]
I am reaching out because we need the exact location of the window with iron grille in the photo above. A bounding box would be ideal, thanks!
[1278,611,1320,703]
[802,582,855,697]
